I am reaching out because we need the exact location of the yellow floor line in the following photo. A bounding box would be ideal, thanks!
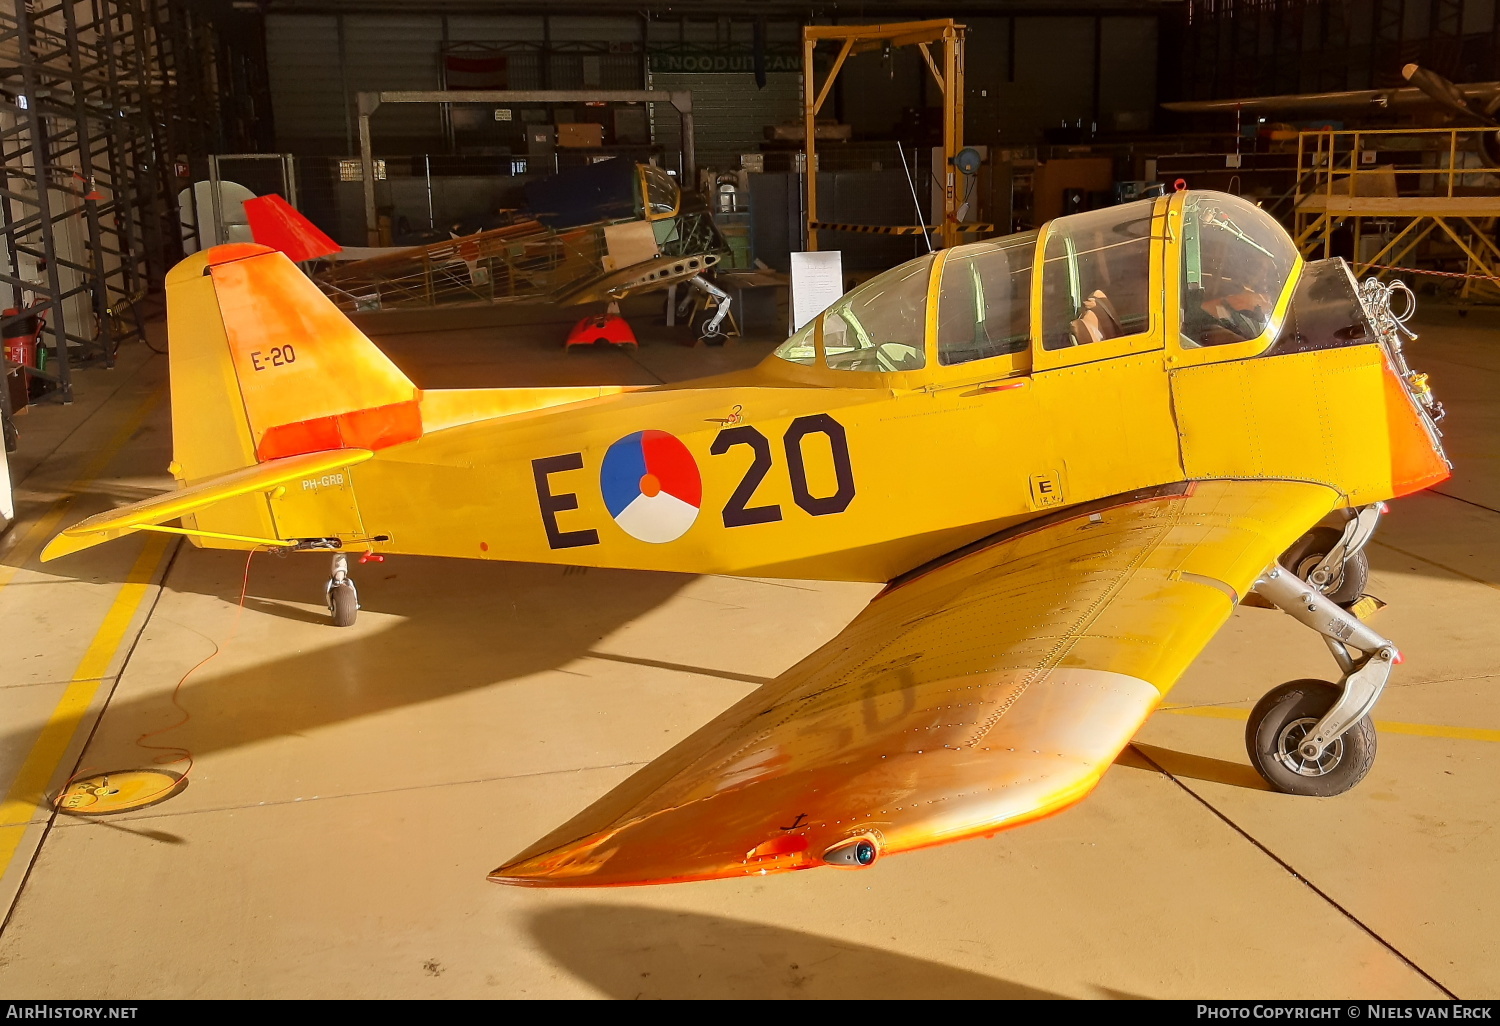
[0,533,173,880]
[0,384,165,593]
[1160,704,1500,743]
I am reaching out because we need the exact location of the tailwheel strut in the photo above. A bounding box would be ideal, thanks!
[326,551,359,627]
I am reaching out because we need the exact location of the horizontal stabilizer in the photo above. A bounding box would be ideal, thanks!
[42,448,373,561]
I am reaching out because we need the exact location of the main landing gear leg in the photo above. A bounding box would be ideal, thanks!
[1280,502,1385,607]
[326,551,359,627]
[1245,563,1399,796]
[688,275,734,345]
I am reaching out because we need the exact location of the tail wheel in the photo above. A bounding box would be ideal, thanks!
[1280,525,1368,606]
[1246,679,1376,797]
[328,581,358,627]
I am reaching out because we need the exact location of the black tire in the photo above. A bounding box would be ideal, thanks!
[328,581,358,627]
[1280,525,1368,606]
[1246,679,1376,797]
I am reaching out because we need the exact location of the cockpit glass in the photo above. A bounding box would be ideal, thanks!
[773,254,933,372]
[775,317,818,365]
[822,256,931,372]
[1180,192,1298,347]
[641,164,678,217]
[938,232,1037,367]
[1040,200,1155,351]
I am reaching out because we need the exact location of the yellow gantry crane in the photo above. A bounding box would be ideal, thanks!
[802,20,984,251]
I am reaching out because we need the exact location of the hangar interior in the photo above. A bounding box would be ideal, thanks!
[0,0,1498,1000]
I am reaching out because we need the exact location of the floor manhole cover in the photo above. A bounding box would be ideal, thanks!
[54,770,186,815]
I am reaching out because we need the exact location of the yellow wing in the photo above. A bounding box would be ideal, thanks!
[41,448,374,561]
[492,479,1340,887]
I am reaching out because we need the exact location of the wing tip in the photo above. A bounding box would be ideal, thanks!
[41,529,117,562]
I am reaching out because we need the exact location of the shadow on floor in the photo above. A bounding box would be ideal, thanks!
[8,549,699,771]
[1120,743,1273,792]
[528,903,1073,999]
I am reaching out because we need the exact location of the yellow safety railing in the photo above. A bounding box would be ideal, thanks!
[1292,126,1500,294]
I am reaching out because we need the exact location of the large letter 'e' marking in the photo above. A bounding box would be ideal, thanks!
[784,414,855,516]
[532,453,601,549]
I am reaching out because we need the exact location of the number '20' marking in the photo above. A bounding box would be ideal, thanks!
[711,414,855,528]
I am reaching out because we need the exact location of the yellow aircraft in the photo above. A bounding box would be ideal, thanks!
[43,189,1450,888]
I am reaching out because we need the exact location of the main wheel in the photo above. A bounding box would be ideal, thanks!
[1281,525,1368,606]
[328,581,358,627]
[1246,679,1376,796]
[696,313,728,346]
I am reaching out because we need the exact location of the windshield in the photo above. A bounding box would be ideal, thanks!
[774,254,934,372]
[1180,191,1298,347]
[775,317,819,365]
[641,164,679,219]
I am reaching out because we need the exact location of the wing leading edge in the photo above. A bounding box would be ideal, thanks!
[492,479,1340,887]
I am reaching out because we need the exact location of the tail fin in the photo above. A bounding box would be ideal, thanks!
[166,243,421,484]
[43,247,404,559]
[244,194,343,262]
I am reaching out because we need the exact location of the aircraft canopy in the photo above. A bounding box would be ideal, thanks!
[1178,191,1299,348]
[773,190,1301,374]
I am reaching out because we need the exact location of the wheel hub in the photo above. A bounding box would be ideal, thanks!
[1296,554,1341,593]
[1276,716,1344,776]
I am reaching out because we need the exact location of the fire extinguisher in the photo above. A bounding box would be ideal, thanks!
[3,305,47,402]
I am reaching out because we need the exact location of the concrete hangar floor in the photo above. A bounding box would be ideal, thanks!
[0,301,1495,1001]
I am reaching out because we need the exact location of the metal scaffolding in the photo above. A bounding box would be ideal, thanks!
[0,0,265,435]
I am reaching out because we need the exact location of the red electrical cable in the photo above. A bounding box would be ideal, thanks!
[58,546,261,811]
[133,546,261,779]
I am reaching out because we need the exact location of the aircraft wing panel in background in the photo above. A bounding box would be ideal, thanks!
[1163,81,1500,114]
[552,252,722,306]
[492,478,1341,887]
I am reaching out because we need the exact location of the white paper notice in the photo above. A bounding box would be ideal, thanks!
[789,250,844,332]
[0,434,12,525]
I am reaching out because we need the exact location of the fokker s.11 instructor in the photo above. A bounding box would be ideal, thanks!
[45,190,1450,887]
